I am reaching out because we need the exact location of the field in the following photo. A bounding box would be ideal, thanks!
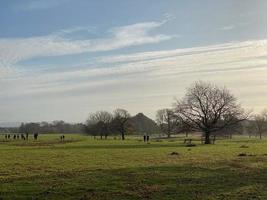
[0,134,267,200]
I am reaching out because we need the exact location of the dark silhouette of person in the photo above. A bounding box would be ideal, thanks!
[143,135,146,142]
[34,132,38,140]
[8,134,10,139]
[21,134,25,140]
[147,135,150,142]
[60,135,65,142]
[17,134,20,139]
[13,135,16,140]
[5,134,7,140]
[26,133,29,140]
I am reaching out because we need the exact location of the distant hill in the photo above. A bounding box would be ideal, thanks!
[128,113,160,135]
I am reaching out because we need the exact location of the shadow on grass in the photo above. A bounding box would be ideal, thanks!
[53,143,186,150]
[1,163,267,200]
[11,139,82,147]
[5,143,187,150]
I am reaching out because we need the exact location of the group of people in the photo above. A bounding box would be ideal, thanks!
[4,132,147,142]
[3,133,66,142]
[60,135,65,141]
[143,135,150,142]
[4,132,39,140]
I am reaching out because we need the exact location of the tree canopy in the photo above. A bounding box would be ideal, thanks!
[174,81,248,144]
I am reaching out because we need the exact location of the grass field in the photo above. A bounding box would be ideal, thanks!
[0,134,267,200]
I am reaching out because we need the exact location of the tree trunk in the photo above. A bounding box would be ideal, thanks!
[167,122,171,138]
[205,131,211,144]
[260,132,262,139]
[185,132,188,138]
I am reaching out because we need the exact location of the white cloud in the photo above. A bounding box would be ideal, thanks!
[2,39,267,97]
[0,21,173,77]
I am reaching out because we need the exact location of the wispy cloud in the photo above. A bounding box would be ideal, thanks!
[0,21,174,76]
[220,25,236,31]
[219,21,251,31]
[3,39,267,97]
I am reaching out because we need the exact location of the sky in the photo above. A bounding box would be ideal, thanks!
[1,0,267,124]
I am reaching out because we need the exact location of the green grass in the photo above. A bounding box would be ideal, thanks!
[0,134,267,199]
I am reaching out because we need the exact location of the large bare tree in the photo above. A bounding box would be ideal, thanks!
[112,109,131,140]
[174,81,248,144]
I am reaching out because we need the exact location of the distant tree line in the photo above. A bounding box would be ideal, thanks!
[84,81,251,143]
[2,81,267,144]
[0,127,19,134]
[18,121,85,134]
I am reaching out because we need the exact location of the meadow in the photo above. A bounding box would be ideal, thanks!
[0,134,267,200]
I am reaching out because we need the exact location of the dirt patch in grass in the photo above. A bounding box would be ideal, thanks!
[240,145,249,148]
[238,153,256,157]
[186,143,196,147]
[170,152,180,156]
[238,153,247,157]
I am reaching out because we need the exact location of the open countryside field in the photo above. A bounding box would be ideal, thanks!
[0,134,267,200]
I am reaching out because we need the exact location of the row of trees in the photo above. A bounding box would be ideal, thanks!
[85,109,131,140]
[85,81,267,144]
[84,81,249,144]
[5,81,267,144]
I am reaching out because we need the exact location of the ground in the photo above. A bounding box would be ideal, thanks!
[0,134,267,200]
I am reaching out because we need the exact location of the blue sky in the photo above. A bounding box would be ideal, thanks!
[1,0,267,124]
